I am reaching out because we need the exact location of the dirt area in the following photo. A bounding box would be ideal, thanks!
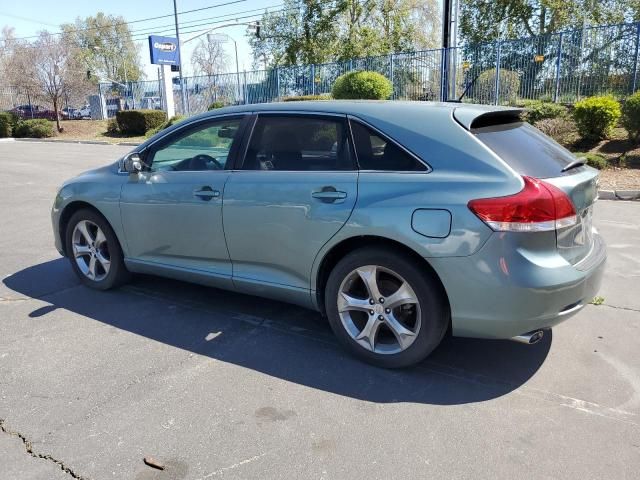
[52,120,146,144]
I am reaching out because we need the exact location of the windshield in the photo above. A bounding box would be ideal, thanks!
[474,122,581,178]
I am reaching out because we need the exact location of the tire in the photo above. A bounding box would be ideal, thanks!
[325,247,449,368]
[65,209,130,290]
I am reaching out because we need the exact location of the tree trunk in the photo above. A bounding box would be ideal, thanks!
[53,97,61,132]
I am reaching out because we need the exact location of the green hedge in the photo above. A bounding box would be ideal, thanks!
[0,112,14,137]
[13,119,54,138]
[208,101,226,110]
[332,71,393,100]
[572,96,621,140]
[523,100,568,123]
[146,115,187,138]
[282,94,332,102]
[622,92,640,142]
[116,109,167,135]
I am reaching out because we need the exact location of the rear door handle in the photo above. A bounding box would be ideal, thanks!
[194,186,220,200]
[312,189,348,203]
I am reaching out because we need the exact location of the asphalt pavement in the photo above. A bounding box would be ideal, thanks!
[0,141,639,480]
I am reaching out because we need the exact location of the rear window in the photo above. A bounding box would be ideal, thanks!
[474,122,579,178]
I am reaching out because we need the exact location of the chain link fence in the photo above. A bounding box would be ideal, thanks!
[2,21,640,118]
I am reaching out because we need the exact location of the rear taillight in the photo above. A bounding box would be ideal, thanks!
[468,176,577,232]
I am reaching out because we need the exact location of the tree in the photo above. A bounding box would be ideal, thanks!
[249,0,441,67]
[460,1,629,44]
[10,31,91,131]
[61,12,143,83]
[191,37,229,76]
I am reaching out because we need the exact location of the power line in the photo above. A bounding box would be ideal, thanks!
[0,0,250,43]
[128,4,284,39]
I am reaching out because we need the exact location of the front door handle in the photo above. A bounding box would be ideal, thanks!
[194,186,220,201]
[312,187,348,203]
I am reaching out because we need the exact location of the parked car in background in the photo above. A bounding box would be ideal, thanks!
[77,105,91,119]
[11,104,60,121]
[51,101,606,368]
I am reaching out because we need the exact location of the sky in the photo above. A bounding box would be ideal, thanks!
[0,0,283,79]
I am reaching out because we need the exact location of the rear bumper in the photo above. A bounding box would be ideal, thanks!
[428,231,606,339]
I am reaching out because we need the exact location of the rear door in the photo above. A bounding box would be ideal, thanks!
[473,121,599,265]
[223,113,358,293]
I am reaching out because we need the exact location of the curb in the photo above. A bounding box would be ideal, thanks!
[6,138,138,146]
[598,189,640,201]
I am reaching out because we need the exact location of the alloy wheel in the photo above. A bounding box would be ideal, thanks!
[337,265,421,355]
[71,220,111,282]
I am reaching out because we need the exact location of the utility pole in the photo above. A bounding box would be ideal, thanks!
[441,0,459,101]
[173,0,187,114]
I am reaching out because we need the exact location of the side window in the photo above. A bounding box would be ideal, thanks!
[149,118,242,172]
[242,116,353,171]
[350,120,427,171]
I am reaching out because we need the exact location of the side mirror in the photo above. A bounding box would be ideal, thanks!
[122,153,143,173]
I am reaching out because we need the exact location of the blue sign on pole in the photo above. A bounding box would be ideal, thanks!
[148,35,180,65]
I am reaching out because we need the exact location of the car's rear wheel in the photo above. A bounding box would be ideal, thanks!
[325,247,448,368]
[65,209,130,290]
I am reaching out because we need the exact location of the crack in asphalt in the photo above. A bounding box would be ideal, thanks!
[0,419,89,480]
[600,304,640,313]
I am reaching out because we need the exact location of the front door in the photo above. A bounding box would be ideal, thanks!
[223,113,358,300]
[120,115,246,283]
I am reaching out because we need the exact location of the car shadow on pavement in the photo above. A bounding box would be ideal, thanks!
[4,259,551,406]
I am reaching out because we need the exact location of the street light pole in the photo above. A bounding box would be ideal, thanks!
[173,0,188,115]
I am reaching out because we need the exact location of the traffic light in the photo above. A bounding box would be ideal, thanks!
[171,64,180,72]
[255,21,260,38]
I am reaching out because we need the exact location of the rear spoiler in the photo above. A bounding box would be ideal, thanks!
[453,106,523,130]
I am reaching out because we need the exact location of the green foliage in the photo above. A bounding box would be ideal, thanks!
[621,92,640,142]
[572,96,621,140]
[523,100,568,123]
[0,112,15,137]
[281,94,331,101]
[61,12,143,83]
[249,0,440,67]
[474,68,520,103]
[572,151,609,170]
[145,115,186,138]
[13,119,54,138]
[208,101,226,110]
[332,71,393,100]
[116,109,167,135]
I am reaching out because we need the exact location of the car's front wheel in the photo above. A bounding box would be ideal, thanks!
[65,209,130,290]
[325,247,449,368]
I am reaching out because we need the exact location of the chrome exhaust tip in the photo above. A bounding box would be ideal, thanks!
[512,330,545,345]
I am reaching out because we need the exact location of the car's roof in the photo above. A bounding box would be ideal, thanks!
[187,100,520,130]
[198,99,508,114]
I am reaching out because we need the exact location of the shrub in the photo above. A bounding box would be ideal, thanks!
[106,118,119,134]
[208,101,226,110]
[0,112,13,137]
[282,94,332,102]
[572,151,609,170]
[474,68,520,104]
[572,96,621,140]
[523,100,567,123]
[13,119,54,138]
[622,92,640,142]
[534,117,576,145]
[115,109,167,135]
[145,115,186,138]
[332,71,393,100]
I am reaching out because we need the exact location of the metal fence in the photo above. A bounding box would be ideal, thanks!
[2,21,640,117]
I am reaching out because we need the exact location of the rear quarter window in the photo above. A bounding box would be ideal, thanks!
[474,122,580,178]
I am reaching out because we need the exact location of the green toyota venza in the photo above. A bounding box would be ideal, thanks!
[51,101,606,368]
